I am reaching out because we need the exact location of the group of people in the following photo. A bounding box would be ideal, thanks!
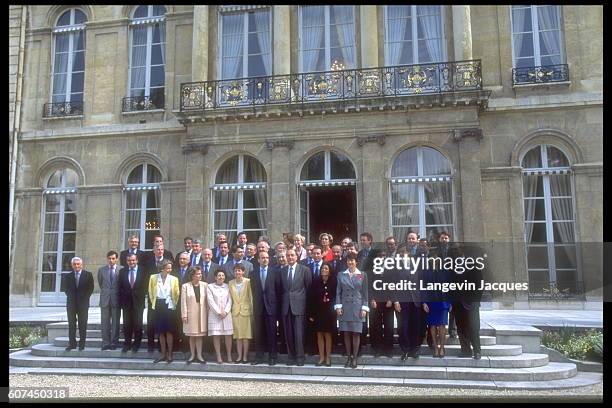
[61,229,483,370]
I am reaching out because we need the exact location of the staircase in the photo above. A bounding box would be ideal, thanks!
[10,322,602,390]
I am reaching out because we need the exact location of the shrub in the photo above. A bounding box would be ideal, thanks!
[542,327,603,362]
[9,326,46,349]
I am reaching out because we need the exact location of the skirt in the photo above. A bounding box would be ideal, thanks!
[232,314,252,340]
[338,320,363,333]
[154,299,177,335]
[425,302,450,326]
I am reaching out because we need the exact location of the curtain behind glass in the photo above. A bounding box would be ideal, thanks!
[130,27,147,94]
[418,6,443,63]
[158,22,166,68]
[53,34,70,101]
[511,6,528,62]
[222,14,244,79]
[254,10,271,75]
[537,6,561,65]
[301,6,325,72]
[422,147,451,175]
[386,6,409,66]
[215,158,240,234]
[549,174,575,270]
[332,6,355,69]
[522,148,541,244]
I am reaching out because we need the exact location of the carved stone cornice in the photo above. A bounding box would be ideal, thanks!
[182,143,209,155]
[452,128,483,142]
[265,139,294,150]
[356,134,386,146]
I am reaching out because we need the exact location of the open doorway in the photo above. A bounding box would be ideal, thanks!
[299,186,357,243]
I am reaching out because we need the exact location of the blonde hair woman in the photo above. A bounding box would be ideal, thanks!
[148,259,180,363]
[180,266,208,364]
[228,263,253,363]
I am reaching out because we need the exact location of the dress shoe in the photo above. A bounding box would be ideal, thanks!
[186,358,194,365]
[268,358,276,366]
[473,352,481,360]
[251,359,262,365]
[325,361,332,367]
[153,356,166,363]
[110,345,118,350]
[296,360,304,367]
[400,352,408,361]
[198,358,207,365]
[65,346,76,351]
[167,357,173,363]
[344,356,353,368]
[458,351,472,358]
[78,345,85,351]
[101,345,109,351]
[350,356,358,368]
[315,361,323,367]
[121,345,130,353]
[286,359,296,366]
[131,346,139,354]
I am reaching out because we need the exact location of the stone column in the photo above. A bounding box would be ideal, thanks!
[267,142,293,240]
[358,136,386,240]
[274,6,291,75]
[455,130,484,241]
[191,5,209,82]
[183,140,208,243]
[360,5,379,68]
[452,5,473,61]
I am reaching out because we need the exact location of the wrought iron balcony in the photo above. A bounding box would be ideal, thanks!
[527,280,584,300]
[122,95,165,112]
[43,101,84,118]
[180,60,485,113]
[512,64,569,85]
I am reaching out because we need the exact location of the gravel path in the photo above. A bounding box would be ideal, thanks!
[9,374,602,401]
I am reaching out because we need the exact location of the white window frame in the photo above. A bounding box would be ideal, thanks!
[383,5,446,66]
[218,7,272,80]
[510,5,565,68]
[298,5,356,73]
[128,5,166,100]
[50,8,86,104]
[211,155,268,243]
[123,163,162,251]
[389,146,454,242]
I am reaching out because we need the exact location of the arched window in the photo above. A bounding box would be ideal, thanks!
[521,144,578,297]
[40,168,78,300]
[47,9,87,117]
[123,163,162,250]
[127,5,166,111]
[390,146,453,243]
[299,150,356,183]
[213,155,267,244]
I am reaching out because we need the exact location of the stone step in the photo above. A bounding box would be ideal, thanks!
[9,349,575,382]
[30,344,545,368]
[51,337,520,356]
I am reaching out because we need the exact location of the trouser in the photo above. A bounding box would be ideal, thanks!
[454,303,481,353]
[369,303,395,352]
[122,305,143,347]
[448,307,457,334]
[283,309,305,361]
[146,298,156,349]
[67,304,88,347]
[398,302,423,353]
[254,313,278,359]
[174,305,188,352]
[100,304,121,347]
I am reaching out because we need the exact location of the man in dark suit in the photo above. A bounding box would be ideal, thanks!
[189,239,205,269]
[280,248,312,366]
[174,236,193,267]
[145,234,174,266]
[305,246,325,354]
[212,233,227,260]
[143,243,173,352]
[236,231,248,253]
[61,256,94,351]
[201,248,219,284]
[212,241,230,266]
[120,234,146,268]
[251,250,281,366]
[244,243,257,263]
[119,253,147,353]
[222,245,253,280]
[98,250,122,350]
[329,245,347,276]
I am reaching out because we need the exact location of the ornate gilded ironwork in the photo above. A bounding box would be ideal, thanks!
[43,101,84,118]
[528,280,583,300]
[512,64,569,85]
[181,83,204,110]
[454,60,482,90]
[122,95,164,112]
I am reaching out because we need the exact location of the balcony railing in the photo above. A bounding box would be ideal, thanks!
[122,95,165,112]
[180,60,483,112]
[527,280,584,300]
[43,101,84,118]
[512,64,569,85]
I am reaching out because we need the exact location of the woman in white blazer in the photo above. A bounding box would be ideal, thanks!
[181,266,208,364]
[207,268,233,363]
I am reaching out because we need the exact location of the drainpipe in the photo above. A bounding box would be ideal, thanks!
[9,5,27,293]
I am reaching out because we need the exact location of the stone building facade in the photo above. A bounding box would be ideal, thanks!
[10,5,602,307]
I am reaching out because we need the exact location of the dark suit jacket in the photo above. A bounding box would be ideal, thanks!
[118,265,147,309]
[173,265,192,286]
[212,254,230,267]
[189,251,206,269]
[142,253,174,276]
[119,249,146,269]
[61,270,94,310]
[174,250,192,268]
[329,259,347,276]
[280,263,312,316]
[251,263,281,317]
[97,265,122,307]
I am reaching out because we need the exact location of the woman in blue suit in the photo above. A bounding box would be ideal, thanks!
[422,239,451,358]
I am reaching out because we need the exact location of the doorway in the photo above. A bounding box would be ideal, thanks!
[299,186,357,243]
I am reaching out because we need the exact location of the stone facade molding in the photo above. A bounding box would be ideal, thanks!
[356,134,386,146]
[182,143,209,155]
[265,139,294,150]
[451,127,483,142]
[114,151,168,184]
[511,128,584,166]
[35,155,86,188]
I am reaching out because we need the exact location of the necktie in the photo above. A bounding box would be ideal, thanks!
[288,266,293,284]
[333,260,336,271]
[181,268,185,280]
[75,272,80,287]
[314,263,319,277]
[204,263,209,278]
[261,267,267,284]
[110,267,115,284]
[220,256,225,266]
[129,268,135,288]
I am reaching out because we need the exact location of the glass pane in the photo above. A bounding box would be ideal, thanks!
[302,6,325,27]
[331,6,354,24]
[130,88,145,98]
[146,165,161,183]
[527,246,548,269]
[424,182,452,203]
[152,5,166,16]
[223,13,244,38]
[57,11,71,26]
[553,222,574,243]
[44,233,59,252]
[144,230,160,250]
[549,174,572,197]
[391,148,418,177]
[528,269,549,291]
[63,169,78,187]
[243,209,266,229]
[71,72,84,93]
[63,213,77,232]
[145,209,160,231]
[547,146,569,167]
[248,55,267,77]
[133,6,148,19]
[63,233,76,251]
[330,152,355,179]
[523,175,544,197]
[131,46,146,69]
[128,165,143,184]
[75,31,85,51]
[54,53,69,74]
[512,6,532,32]
[426,226,452,244]
[215,191,238,209]
[52,74,68,96]
[516,57,535,69]
[391,205,419,226]
[514,33,534,59]
[522,146,542,168]
[46,195,60,212]
[125,209,141,229]
[216,156,239,184]
[551,198,573,220]
[554,245,576,269]
[150,66,165,87]
[47,170,62,188]
[388,5,411,19]
[72,51,85,72]
[146,190,160,208]
[42,254,57,272]
[417,40,432,63]
[245,231,264,244]
[126,191,141,209]
[215,211,238,230]
[243,190,266,209]
[248,33,261,54]
[74,9,87,24]
[524,198,545,221]
[150,87,165,108]
[425,204,452,225]
[152,24,163,44]
[151,44,163,65]
[539,32,561,58]
[62,254,75,271]
[537,6,560,30]
[528,222,547,243]
[44,214,60,232]
[301,152,325,180]
[391,184,419,204]
[65,194,77,212]
[243,156,266,182]
[132,27,147,46]
[41,274,56,293]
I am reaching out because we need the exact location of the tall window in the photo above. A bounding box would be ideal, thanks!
[299,6,356,72]
[220,8,271,80]
[213,155,267,245]
[522,145,578,296]
[128,5,166,109]
[124,164,161,250]
[385,5,445,65]
[41,168,78,296]
[51,9,86,113]
[511,5,564,68]
[390,146,454,243]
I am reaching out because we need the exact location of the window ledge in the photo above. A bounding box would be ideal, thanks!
[512,81,571,90]
[42,115,84,121]
[121,109,166,116]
